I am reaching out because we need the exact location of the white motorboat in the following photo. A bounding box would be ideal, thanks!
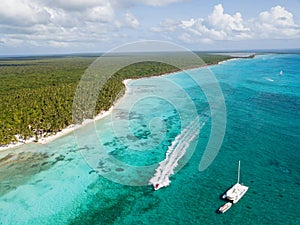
[218,202,232,214]
[149,117,201,190]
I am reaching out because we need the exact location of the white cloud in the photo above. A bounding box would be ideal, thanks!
[0,0,138,49]
[112,0,183,8]
[151,18,178,32]
[254,6,300,39]
[124,12,139,29]
[153,4,251,43]
[180,18,229,41]
[46,0,115,23]
[0,1,299,53]
[0,0,50,26]
[138,0,183,7]
[49,0,106,11]
[0,0,181,50]
[85,5,114,22]
[151,4,300,44]
[44,7,78,28]
[259,6,294,26]
[207,4,249,33]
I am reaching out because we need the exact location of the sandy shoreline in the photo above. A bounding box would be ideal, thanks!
[0,79,132,153]
[0,55,246,153]
[0,111,112,152]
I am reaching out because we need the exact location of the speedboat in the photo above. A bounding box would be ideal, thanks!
[218,202,232,213]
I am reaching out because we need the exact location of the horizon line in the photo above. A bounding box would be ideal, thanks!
[0,48,300,58]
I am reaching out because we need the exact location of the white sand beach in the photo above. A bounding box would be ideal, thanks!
[0,79,132,152]
[0,56,238,153]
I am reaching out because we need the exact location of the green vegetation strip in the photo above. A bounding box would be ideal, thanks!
[0,53,233,145]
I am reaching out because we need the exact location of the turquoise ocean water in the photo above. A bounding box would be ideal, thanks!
[0,54,299,224]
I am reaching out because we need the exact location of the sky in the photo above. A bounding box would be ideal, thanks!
[0,0,300,55]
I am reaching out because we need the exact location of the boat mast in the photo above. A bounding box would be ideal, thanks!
[237,160,240,184]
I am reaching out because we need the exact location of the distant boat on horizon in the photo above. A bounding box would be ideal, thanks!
[279,70,283,76]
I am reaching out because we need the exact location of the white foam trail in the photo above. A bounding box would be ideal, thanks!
[264,77,274,82]
[149,116,204,190]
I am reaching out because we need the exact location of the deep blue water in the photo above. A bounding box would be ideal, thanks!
[0,54,299,224]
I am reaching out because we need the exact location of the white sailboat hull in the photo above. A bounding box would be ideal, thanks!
[222,183,248,203]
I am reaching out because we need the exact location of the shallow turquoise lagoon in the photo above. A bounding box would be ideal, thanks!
[0,54,299,224]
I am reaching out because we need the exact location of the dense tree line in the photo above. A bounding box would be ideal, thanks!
[0,54,233,145]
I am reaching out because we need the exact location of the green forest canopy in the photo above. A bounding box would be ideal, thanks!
[0,53,234,145]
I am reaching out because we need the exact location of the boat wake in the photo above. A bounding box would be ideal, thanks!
[149,116,204,190]
[264,77,274,82]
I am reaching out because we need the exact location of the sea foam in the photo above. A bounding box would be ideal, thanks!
[149,116,204,189]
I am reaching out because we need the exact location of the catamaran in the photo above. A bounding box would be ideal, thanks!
[222,160,248,204]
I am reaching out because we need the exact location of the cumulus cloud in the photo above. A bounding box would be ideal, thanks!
[138,0,183,7]
[151,18,178,32]
[1,0,182,51]
[124,12,139,29]
[50,0,105,11]
[207,4,249,34]
[85,5,114,22]
[112,0,184,8]
[0,0,50,26]
[0,1,299,52]
[152,4,300,44]
[254,6,300,39]
[0,0,138,49]
[47,0,115,22]
[152,4,252,44]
